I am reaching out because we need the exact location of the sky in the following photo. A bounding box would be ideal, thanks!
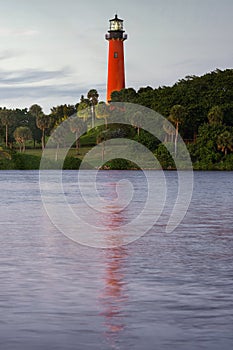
[0,0,233,113]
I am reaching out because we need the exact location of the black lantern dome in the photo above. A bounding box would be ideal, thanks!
[105,14,127,41]
[109,14,124,31]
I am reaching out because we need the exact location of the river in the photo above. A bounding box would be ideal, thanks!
[0,170,233,349]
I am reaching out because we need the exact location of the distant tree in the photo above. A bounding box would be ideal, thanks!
[207,106,224,125]
[50,104,76,127]
[87,89,99,128]
[13,126,32,152]
[69,117,86,154]
[169,105,187,156]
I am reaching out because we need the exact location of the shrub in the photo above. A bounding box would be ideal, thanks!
[102,158,139,170]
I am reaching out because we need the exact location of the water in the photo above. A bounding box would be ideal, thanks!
[0,170,233,350]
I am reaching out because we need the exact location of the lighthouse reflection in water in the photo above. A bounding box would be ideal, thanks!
[99,184,129,346]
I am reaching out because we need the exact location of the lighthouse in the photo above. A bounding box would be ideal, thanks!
[105,14,127,102]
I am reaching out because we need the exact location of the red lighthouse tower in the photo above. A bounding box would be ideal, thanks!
[105,14,127,102]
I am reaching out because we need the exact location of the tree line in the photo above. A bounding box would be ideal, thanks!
[0,89,99,152]
[1,69,233,169]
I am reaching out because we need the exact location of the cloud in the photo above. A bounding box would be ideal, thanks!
[0,82,105,99]
[0,67,71,85]
[0,50,22,61]
[0,28,39,37]
[0,65,106,111]
[0,81,106,112]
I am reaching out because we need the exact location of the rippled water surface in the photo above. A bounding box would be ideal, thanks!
[0,170,233,350]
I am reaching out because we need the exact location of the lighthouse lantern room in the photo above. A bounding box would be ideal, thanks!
[106,14,127,102]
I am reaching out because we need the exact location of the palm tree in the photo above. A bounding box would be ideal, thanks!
[96,130,109,163]
[29,104,50,150]
[87,89,99,128]
[169,105,187,156]
[207,106,224,125]
[130,111,143,136]
[36,114,50,150]
[29,104,43,119]
[163,119,175,143]
[77,99,90,123]
[95,102,110,129]
[0,108,14,147]
[217,130,233,155]
[13,126,32,152]
[50,126,66,161]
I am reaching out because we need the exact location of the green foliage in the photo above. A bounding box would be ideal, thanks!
[0,146,11,160]
[50,104,76,129]
[80,128,98,146]
[188,123,233,169]
[111,88,138,103]
[111,69,233,141]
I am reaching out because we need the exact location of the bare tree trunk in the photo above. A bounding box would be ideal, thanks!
[76,132,80,154]
[55,144,59,161]
[5,124,8,148]
[174,123,178,157]
[42,128,45,150]
[102,142,105,163]
[171,133,174,143]
[91,104,95,128]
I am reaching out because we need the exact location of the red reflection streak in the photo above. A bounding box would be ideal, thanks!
[98,200,129,345]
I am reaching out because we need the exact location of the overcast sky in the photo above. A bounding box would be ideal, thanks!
[0,0,232,113]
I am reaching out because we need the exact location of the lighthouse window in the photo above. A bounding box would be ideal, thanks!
[114,52,118,58]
